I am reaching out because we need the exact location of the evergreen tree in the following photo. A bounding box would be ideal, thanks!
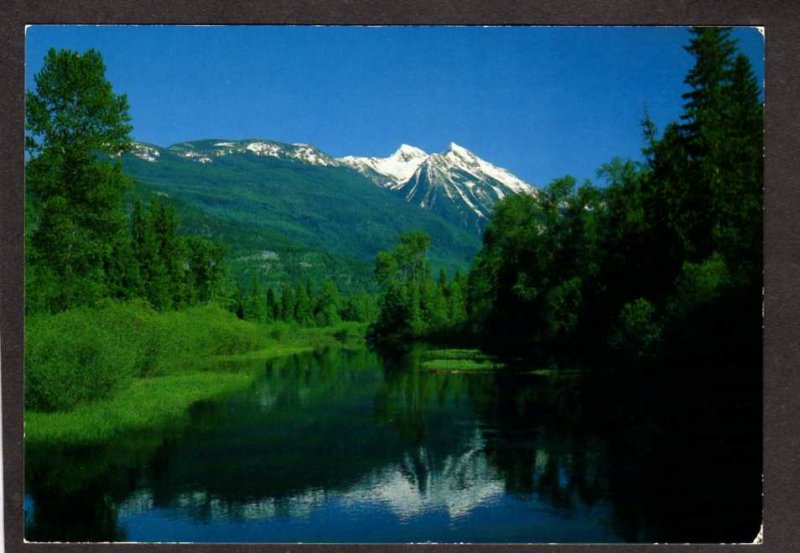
[420,270,447,333]
[463,27,762,363]
[131,200,171,310]
[372,232,434,340]
[448,269,468,327]
[676,27,758,263]
[294,281,313,324]
[151,201,187,308]
[280,284,296,322]
[266,287,279,322]
[184,236,226,305]
[25,48,134,312]
[244,276,266,322]
[719,53,763,273]
[341,293,378,323]
[315,280,341,326]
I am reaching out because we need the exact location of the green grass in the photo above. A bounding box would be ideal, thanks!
[421,359,504,372]
[24,305,367,445]
[421,348,505,372]
[25,371,254,445]
[25,301,269,412]
[424,348,489,360]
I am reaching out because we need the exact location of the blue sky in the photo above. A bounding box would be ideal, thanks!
[25,26,764,186]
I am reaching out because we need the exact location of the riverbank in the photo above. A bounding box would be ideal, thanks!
[25,301,367,446]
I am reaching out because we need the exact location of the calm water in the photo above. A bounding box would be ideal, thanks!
[25,346,761,543]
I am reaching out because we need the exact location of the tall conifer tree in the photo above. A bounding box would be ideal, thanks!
[26,49,134,312]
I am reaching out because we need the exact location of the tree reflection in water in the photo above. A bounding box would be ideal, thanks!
[25,346,760,543]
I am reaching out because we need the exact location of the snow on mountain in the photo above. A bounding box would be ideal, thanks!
[128,138,536,233]
[442,142,532,195]
[391,142,537,231]
[338,141,536,230]
[130,142,162,163]
[167,139,340,167]
[338,144,429,187]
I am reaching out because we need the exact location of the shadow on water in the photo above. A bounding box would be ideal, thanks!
[25,345,761,543]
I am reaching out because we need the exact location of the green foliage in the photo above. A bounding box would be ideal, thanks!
[25,302,268,413]
[26,307,140,412]
[25,50,231,316]
[371,232,464,341]
[25,323,367,445]
[340,293,379,323]
[265,287,279,321]
[420,348,503,372]
[424,348,487,360]
[243,276,266,322]
[25,48,132,157]
[121,141,480,291]
[462,28,761,366]
[184,235,228,304]
[26,371,255,445]
[129,198,230,311]
[467,177,600,350]
[657,27,763,269]
[280,284,296,321]
[543,276,583,340]
[609,299,663,363]
[420,359,503,372]
[314,280,341,326]
[670,252,731,317]
[25,49,135,312]
[294,280,314,324]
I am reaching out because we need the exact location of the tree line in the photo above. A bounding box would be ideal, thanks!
[237,277,378,326]
[369,231,468,341]
[25,49,231,315]
[372,28,762,366]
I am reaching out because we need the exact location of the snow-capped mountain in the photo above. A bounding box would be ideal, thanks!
[340,142,537,231]
[121,138,483,288]
[338,144,429,188]
[128,138,537,233]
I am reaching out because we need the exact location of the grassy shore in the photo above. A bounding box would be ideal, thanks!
[420,348,505,373]
[25,301,366,446]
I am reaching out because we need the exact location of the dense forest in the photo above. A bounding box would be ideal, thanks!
[371,27,762,368]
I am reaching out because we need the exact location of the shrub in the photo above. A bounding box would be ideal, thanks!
[609,298,663,364]
[668,252,731,319]
[25,307,142,412]
[25,302,268,412]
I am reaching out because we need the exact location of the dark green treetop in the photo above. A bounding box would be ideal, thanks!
[26,48,132,157]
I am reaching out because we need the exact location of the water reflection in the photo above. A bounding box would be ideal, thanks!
[25,346,761,543]
[340,430,505,520]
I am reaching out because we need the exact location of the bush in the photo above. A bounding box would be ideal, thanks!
[266,320,298,341]
[609,298,663,364]
[331,322,366,343]
[158,306,266,359]
[25,307,142,412]
[668,252,731,319]
[25,301,267,412]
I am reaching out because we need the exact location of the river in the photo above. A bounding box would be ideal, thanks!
[24,346,761,543]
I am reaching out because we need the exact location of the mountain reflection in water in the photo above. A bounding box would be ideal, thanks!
[25,346,760,543]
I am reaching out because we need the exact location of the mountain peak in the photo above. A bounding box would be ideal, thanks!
[394,144,427,159]
[338,145,428,187]
[396,142,537,231]
[447,142,473,157]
